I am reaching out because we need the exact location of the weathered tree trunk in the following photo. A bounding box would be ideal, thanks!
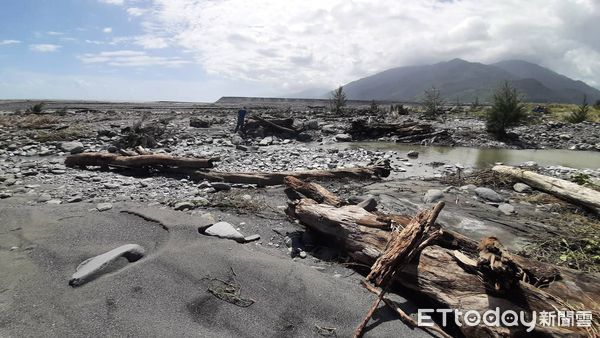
[283,176,345,207]
[65,152,215,169]
[190,166,390,186]
[493,165,600,214]
[348,119,434,139]
[287,198,599,337]
[251,115,297,135]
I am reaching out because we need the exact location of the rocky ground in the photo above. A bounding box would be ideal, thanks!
[1,100,599,336]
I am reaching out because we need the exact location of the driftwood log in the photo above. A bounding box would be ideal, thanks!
[65,152,215,169]
[285,179,599,337]
[283,176,345,207]
[493,165,600,214]
[190,165,390,186]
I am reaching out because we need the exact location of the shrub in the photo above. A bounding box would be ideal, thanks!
[486,82,526,137]
[422,86,444,116]
[329,86,346,114]
[566,95,590,123]
[369,100,379,114]
[26,102,45,114]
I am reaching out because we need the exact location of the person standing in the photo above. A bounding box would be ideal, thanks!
[234,106,248,133]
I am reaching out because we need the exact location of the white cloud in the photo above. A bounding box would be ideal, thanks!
[47,31,64,36]
[127,7,147,16]
[103,27,113,34]
[123,0,600,91]
[29,44,61,52]
[134,35,168,49]
[98,0,124,5]
[0,39,20,45]
[78,50,190,67]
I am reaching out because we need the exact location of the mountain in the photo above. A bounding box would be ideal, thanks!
[339,58,600,104]
[286,87,330,99]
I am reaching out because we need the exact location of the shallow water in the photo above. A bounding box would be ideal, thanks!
[343,142,600,170]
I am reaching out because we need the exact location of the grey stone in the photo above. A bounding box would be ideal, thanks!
[67,196,83,203]
[37,193,52,202]
[204,221,245,242]
[259,137,273,146]
[46,199,62,205]
[407,150,419,158]
[423,189,444,203]
[474,187,503,202]
[174,201,194,211]
[211,182,231,191]
[334,133,352,142]
[60,141,84,154]
[0,192,12,199]
[498,203,515,215]
[299,251,307,259]
[103,183,119,189]
[460,184,477,191]
[513,183,532,193]
[243,234,261,243]
[69,244,145,287]
[357,197,378,211]
[96,202,113,212]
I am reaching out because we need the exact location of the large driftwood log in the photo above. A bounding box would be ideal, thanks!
[288,199,599,337]
[65,152,215,169]
[493,165,600,214]
[190,166,390,186]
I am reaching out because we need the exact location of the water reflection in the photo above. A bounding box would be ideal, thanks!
[341,142,600,169]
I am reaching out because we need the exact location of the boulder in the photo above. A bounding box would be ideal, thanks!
[407,150,419,158]
[60,141,84,154]
[474,187,503,202]
[204,221,245,242]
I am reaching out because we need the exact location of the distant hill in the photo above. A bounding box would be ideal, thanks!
[339,58,600,104]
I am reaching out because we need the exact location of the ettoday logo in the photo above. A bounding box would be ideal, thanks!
[417,308,593,332]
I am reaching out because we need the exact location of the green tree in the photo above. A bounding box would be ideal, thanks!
[567,95,590,123]
[369,100,379,114]
[329,86,347,114]
[486,82,526,137]
[422,86,444,116]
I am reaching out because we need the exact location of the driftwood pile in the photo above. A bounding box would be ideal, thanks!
[284,177,599,337]
[348,119,435,140]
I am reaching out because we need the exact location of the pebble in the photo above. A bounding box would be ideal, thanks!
[474,187,503,202]
[513,183,532,193]
[204,221,245,242]
[407,150,419,158]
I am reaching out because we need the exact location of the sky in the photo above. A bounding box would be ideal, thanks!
[0,0,599,102]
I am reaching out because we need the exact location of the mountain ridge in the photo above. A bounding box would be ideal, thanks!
[337,59,600,104]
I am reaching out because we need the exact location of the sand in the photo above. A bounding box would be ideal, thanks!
[0,201,428,337]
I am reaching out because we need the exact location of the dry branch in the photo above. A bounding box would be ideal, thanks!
[65,152,215,169]
[283,176,345,206]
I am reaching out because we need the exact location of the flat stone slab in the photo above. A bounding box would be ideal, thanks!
[69,244,145,287]
[204,221,245,242]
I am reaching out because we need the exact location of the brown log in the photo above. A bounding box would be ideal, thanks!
[283,176,345,206]
[288,198,599,337]
[492,165,600,214]
[65,152,215,169]
[190,165,390,186]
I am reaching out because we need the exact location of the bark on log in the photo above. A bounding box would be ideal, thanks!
[190,166,390,186]
[283,176,345,206]
[288,199,599,337]
[65,152,215,169]
[492,165,600,214]
[348,119,433,139]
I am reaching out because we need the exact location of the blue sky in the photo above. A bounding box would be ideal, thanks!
[1,0,599,102]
